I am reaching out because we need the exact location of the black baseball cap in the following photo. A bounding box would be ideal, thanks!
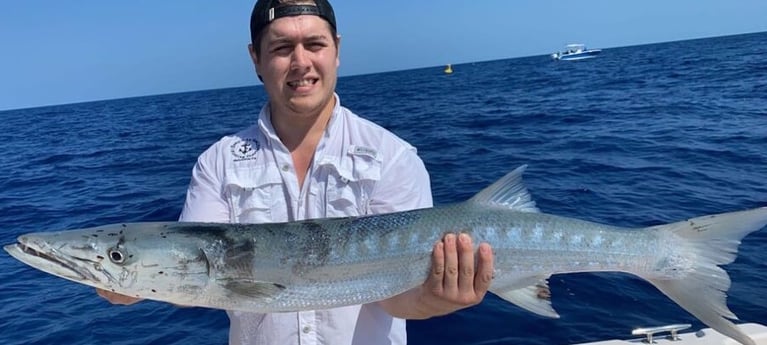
[250,0,337,44]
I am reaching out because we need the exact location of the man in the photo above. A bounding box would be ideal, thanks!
[99,0,495,344]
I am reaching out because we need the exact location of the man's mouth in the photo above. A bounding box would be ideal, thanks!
[287,78,318,88]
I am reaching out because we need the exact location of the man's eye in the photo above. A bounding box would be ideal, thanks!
[307,42,326,51]
[271,46,291,54]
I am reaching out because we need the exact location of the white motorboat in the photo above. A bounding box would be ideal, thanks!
[552,43,602,60]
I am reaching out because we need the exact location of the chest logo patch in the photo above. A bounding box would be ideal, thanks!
[230,138,260,162]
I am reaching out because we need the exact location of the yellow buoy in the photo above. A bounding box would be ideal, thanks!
[444,64,453,74]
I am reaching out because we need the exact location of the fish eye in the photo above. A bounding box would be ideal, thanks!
[108,248,126,264]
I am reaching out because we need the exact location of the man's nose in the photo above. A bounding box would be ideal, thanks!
[291,45,311,70]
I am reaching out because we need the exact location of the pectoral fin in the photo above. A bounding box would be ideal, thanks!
[493,277,559,318]
[219,278,286,299]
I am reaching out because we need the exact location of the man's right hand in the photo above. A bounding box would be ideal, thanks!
[96,288,143,305]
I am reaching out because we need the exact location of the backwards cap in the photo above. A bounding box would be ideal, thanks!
[250,0,337,44]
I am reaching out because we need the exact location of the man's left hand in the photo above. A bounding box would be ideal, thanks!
[379,233,494,319]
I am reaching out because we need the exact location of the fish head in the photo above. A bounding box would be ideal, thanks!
[4,222,212,303]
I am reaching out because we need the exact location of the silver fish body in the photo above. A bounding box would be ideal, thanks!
[5,166,766,345]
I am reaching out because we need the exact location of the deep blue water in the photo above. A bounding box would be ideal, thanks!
[1,31,766,344]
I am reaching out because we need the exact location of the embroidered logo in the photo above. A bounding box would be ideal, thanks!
[230,138,260,162]
[349,145,378,159]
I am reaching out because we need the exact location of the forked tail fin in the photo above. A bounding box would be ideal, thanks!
[645,207,767,345]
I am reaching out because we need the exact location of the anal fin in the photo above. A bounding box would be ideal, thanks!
[493,276,559,318]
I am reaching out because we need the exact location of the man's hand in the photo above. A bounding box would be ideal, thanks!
[379,233,494,319]
[96,288,143,305]
[420,233,494,315]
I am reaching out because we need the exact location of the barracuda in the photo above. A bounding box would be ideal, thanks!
[5,166,766,345]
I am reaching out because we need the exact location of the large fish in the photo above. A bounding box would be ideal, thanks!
[5,166,766,345]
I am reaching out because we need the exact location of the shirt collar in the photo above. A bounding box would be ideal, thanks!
[257,93,341,143]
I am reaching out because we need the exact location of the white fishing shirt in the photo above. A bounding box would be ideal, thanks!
[178,94,433,345]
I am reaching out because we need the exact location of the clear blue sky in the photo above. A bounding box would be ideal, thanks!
[1,0,765,111]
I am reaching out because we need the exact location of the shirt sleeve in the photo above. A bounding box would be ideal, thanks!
[178,145,230,223]
[368,146,433,214]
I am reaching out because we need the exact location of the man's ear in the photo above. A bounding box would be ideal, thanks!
[248,44,259,67]
[335,35,341,67]
[248,43,263,82]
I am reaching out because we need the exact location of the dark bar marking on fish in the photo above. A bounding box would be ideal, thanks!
[296,221,333,269]
[223,240,255,274]
[169,224,264,276]
[171,225,241,247]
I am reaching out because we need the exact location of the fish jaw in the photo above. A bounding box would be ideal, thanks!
[4,235,101,284]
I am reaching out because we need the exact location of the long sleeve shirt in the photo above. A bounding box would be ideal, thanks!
[179,94,432,345]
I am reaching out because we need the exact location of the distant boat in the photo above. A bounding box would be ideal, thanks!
[551,44,602,61]
[444,64,453,74]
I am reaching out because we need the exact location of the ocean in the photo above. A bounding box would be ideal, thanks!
[1,31,766,344]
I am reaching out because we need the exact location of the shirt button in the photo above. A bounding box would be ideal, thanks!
[302,326,311,334]
[281,164,290,172]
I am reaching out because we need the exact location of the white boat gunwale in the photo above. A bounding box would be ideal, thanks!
[574,322,767,345]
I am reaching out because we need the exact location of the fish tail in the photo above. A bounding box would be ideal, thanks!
[644,207,767,345]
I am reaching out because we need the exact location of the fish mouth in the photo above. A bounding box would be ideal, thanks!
[4,240,98,283]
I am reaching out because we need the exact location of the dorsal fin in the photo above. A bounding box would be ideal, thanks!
[469,165,539,212]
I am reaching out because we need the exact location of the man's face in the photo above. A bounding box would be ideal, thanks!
[250,15,339,117]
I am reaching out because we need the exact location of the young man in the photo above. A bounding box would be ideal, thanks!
[99,1,495,343]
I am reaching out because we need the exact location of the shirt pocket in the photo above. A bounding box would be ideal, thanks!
[224,165,284,223]
[323,151,382,217]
